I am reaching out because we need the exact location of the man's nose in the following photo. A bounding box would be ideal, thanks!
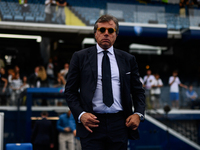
[104,29,109,35]
[104,30,109,36]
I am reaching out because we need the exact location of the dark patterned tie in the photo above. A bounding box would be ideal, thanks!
[102,51,114,107]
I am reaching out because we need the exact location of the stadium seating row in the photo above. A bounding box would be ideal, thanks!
[0,2,55,23]
[0,1,200,28]
[1,0,45,4]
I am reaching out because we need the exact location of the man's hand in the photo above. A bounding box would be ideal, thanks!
[80,113,99,133]
[126,114,140,130]
[64,127,71,132]
[73,130,76,136]
[50,143,54,148]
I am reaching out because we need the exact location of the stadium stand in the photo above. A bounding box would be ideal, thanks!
[0,1,46,23]
[0,0,198,29]
[68,0,193,29]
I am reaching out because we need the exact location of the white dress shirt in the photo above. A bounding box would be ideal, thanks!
[92,44,123,113]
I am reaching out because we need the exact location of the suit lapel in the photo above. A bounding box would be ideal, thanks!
[88,46,97,84]
[114,49,125,88]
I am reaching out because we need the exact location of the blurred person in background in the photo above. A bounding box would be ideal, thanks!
[46,58,55,87]
[169,70,187,109]
[57,110,76,150]
[186,0,194,15]
[51,0,57,15]
[54,72,66,88]
[0,68,8,105]
[14,65,22,79]
[0,54,5,70]
[54,72,66,106]
[31,111,54,150]
[179,0,186,17]
[9,73,22,106]
[20,0,30,12]
[60,62,69,81]
[186,85,200,109]
[150,73,163,109]
[8,65,21,87]
[14,65,20,75]
[53,56,61,76]
[37,66,48,106]
[37,66,48,87]
[29,66,39,88]
[20,76,30,92]
[45,0,56,23]
[7,69,15,101]
[20,76,30,105]
[75,136,81,150]
[56,0,67,24]
[8,69,15,84]
[143,69,155,109]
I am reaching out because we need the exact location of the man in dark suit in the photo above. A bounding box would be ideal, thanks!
[65,14,145,150]
[28,66,39,87]
[31,111,54,150]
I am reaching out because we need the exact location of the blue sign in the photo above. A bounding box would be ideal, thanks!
[134,26,143,36]
[119,25,167,38]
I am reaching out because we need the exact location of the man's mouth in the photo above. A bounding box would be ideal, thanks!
[102,39,110,42]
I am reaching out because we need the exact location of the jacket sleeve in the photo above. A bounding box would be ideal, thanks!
[64,52,84,122]
[130,56,146,115]
[49,121,54,144]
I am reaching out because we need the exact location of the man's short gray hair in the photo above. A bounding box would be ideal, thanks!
[94,14,119,35]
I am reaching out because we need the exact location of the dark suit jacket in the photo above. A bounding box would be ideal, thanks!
[31,118,54,146]
[28,73,38,87]
[65,46,145,139]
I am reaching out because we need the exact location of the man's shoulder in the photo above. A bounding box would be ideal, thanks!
[73,46,96,56]
[114,48,134,58]
[76,46,96,53]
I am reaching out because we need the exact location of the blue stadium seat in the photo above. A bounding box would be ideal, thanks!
[14,14,24,21]
[2,14,13,21]
[6,143,32,150]
[24,15,35,22]
[35,14,46,22]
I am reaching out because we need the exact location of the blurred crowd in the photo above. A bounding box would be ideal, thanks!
[0,56,69,106]
[142,69,200,110]
[0,53,200,110]
[44,0,67,24]
[179,0,200,17]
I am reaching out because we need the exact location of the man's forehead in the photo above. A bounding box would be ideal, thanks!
[97,20,115,26]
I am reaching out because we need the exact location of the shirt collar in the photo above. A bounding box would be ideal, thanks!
[96,44,114,55]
